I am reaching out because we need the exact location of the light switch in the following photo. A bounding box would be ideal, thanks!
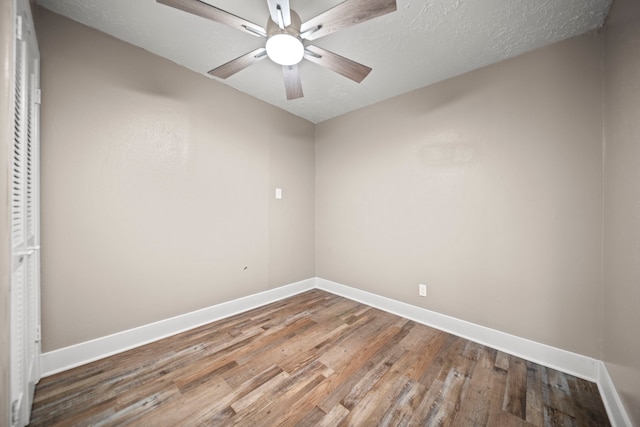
[275,188,282,199]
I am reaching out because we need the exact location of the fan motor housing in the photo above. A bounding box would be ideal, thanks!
[266,9,302,37]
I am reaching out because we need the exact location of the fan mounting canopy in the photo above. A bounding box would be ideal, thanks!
[157,0,398,100]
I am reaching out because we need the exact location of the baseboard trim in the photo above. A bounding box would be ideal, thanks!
[598,362,634,427]
[41,276,632,426]
[41,278,315,376]
[316,278,600,382]
[317,278,636,426]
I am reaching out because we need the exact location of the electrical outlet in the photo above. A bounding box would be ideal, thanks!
[419,283,427,297]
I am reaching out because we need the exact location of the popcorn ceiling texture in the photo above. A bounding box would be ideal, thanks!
[36,0,611,122]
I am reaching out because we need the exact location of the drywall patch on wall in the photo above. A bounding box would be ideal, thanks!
[414,138,476,167]
[315,31,604,358]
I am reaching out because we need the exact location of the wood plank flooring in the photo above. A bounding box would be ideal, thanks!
[29,290,611,426]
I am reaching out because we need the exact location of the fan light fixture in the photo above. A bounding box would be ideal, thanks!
[157,0,397,100]
[265,33,304,66]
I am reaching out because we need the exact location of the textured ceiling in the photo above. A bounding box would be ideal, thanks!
[36,0,611,123]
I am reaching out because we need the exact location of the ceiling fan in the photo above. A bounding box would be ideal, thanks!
[157,0,397,100]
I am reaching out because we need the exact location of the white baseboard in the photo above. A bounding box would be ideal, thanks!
[316,278,633,426]
[316,278,599,381]
[41,276,632,426]
[41,278,315,376]
[598,362,634,427]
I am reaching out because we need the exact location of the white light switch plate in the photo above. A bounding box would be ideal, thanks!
[419,284,427,297]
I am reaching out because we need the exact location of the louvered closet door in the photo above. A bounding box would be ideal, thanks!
[10,1,41,426]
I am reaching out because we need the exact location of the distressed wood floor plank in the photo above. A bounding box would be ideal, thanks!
[525,361,545,425]
[503,354,528,418]
[316,403,350,426]
[451,345,496,426]
[29,289,611,427]
[316,322,413,413]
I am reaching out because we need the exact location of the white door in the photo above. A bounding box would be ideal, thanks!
[10,0,41,425]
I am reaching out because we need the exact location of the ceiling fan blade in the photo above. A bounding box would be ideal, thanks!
[304,45,371,83]
[300,0,396,41]
[208,48,267,79]
[282,65,303,100]
[266,0,291,29]
[157,0,266,37]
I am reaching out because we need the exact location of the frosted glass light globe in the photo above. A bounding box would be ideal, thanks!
[265,34,304,66]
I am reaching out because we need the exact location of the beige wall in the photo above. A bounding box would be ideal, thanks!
[37,8,315,351]
[316,32,604,358]
[23,4,640,422]
[603,0,640,423]
[1,0,15,423]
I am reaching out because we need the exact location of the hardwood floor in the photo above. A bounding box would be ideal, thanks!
[29,290,610,426]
